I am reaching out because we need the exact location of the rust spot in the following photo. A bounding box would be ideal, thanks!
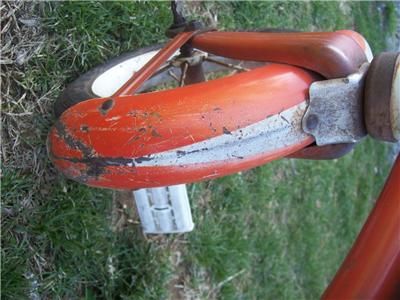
[209,122,217,133]
[128,110,137,117]
[55,121,93,157]
[151,128,162,137]
[176,150,186,158]
[222,127,232,135]
[176,148,208,158]
[150,111,161,118]
[52,155,135,180]
[87,163,103,178]
[134,156,153,164]
[99,99,114,115]
[86,156,134,178]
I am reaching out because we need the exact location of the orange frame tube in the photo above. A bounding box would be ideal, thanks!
[191,30,369,78]
[322,155,400,300]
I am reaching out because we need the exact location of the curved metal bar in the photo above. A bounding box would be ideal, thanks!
[191,31,368,79]
[322,155,400,299]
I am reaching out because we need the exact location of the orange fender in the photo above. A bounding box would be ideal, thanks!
[48,63,317,189]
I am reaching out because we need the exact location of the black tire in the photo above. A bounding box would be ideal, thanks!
[54,44,165,118]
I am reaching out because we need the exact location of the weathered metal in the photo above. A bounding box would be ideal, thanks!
[286,143,355,160]
[49,30,379,187]
[191,30,369,78]
[302,63,369,145]
[190,30,371,160]
[364,52,400,142]
[48,63,317,189]
[322,154,400,300]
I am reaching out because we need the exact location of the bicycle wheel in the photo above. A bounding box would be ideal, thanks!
[54,44,263,117]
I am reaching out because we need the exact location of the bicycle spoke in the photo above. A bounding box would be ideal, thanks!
[151,62,173,77]
[179,62,188,87]
[168,69,180,82]
[205,57,250,72]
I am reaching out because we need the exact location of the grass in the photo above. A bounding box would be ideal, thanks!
[2,171,170,299]
[351,1,397,54]
[1,1,398,299]
[187,138,390,299]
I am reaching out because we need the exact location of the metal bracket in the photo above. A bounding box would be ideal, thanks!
[171,50,207,67]
[302,63,369,146]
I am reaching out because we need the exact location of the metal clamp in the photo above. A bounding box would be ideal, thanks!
[302,63,369,146]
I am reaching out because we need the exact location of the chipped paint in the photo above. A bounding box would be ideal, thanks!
[99,99,114,115]
[54,121,94,157]
[49,62,319,188]
[50,102,309,186]
[80,125,89,132]
[131,102,308,167]
[105,116,122,122]
[222,127,232,135]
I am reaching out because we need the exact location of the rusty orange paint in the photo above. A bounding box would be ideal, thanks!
[48,63,317,189]
[337,30,371,55]
[191,30,367,79]
[323,155,400,300]
[191,30,369,160]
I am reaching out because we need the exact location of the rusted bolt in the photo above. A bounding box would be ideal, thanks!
[306,114,319,130]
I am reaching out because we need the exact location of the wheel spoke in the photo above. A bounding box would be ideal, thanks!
[204,57,250,72]
[151,62,173,77]
[167,69,180,82]
[179,62,189,87]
